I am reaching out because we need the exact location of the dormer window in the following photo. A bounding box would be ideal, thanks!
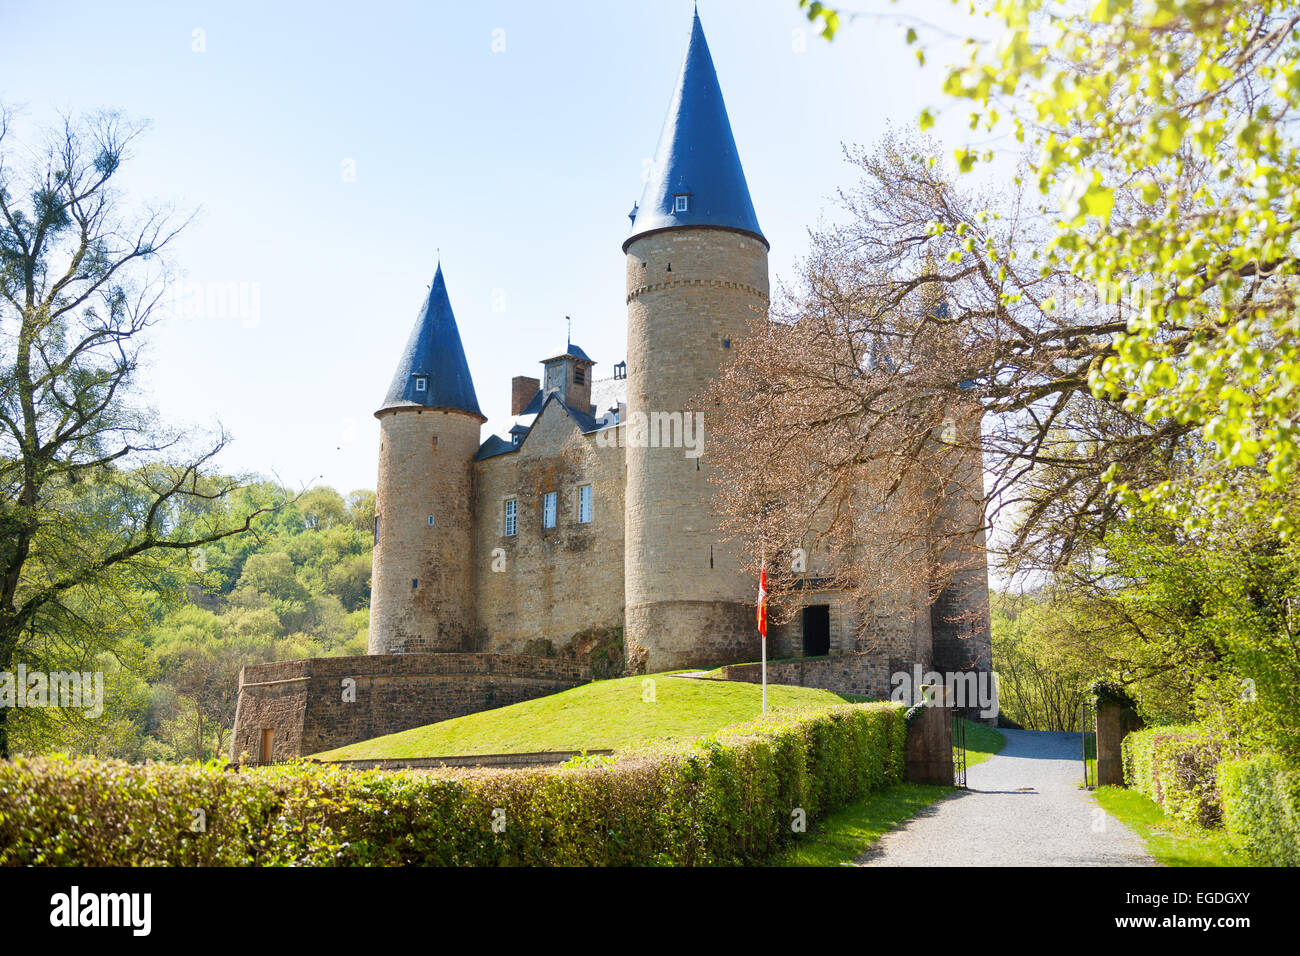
[413,375,428,393]
[674,194,690,213]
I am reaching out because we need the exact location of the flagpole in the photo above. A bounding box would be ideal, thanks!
[758,557,768,715]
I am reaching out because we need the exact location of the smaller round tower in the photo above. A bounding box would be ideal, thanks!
[369,264,485,655]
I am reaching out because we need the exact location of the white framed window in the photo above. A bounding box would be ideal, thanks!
[543,491,557,529]
[504,498,517,537]
[577,484,592,524]
[414,377,427,392]
[674,194,689,212]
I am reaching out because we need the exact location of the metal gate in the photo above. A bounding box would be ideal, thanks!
[952,713,968,789]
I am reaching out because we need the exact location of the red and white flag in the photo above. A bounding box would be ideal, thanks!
[756,564,768,639]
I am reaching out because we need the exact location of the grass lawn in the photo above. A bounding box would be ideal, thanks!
[1093,786,1252,867]
[315,673,871,760]
[774,783,954,866]
[961,719,1005,767]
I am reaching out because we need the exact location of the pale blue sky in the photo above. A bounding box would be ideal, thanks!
[1,0,987,493]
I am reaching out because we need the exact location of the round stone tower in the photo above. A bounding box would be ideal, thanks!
[369,264,485,655]
[622,11,770,671]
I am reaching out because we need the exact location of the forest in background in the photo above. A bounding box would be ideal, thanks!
[9,483,374,762]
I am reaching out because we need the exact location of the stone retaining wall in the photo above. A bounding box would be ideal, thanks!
[716,652,891,700]
[230,653,590,761]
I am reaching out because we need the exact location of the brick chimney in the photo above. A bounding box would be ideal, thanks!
[511,376,540,416]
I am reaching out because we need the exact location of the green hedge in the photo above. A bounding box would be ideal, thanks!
[1122,724,1223,828]
[1219,753,1300,867]
[0,702,906,866]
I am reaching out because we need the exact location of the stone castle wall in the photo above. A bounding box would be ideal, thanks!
[623,227,770,671]
[229,653,590,761]
[472,404,626,654]
[717,652,892,700]
[928,404,993,675]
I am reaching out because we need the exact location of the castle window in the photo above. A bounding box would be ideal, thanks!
[543,491,557,529]
[427,514,435,526]
[674,194,689,212]
[373,515,380,544]
[574,365,585,386]
[577,484,592,524]
[504,498,517,537]
[412,578,418,589]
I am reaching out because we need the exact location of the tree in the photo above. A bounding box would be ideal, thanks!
[708,136,1195,632]
[0,107,279,757]
[297,486,345,530]
[344,488,376,533]
[156,638,257,760]
[802,0,1300,535]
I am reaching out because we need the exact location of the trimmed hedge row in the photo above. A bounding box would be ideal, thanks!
[1219,754,1300,867]
[0,702,906,866]
[1122,725,1223,828]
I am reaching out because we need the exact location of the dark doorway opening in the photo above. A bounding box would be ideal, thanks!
[802,605,830,657]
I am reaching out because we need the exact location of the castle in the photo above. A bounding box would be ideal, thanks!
[230,11,992,762]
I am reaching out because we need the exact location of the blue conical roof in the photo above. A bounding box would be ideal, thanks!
[624,11,766,252]
[379,264,483,417]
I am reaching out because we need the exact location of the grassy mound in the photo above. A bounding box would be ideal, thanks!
[315,673,869,760]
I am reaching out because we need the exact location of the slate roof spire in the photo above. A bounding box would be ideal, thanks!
[379,262,483,417]
[624,10,767,252]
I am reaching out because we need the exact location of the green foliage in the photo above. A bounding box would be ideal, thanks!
[993,494,1300,756]
[1087,679,1137,709]
[1093,786,1250,867]
[1095,507,1300,758]
[1219,753,1300,866]
[807,1,1300,529]
[9,480,375,762]
[930,0,1300,533]
[991,591,1099,731]
[1123,725,1225,829]
[0,703,906,867]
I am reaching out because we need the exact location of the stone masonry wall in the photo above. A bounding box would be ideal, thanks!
[717,652,892,700]
[230,653,590,760]
[473,404,626,654]
[928,403,993,676]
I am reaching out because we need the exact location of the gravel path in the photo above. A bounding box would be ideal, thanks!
[856,729,1155,867]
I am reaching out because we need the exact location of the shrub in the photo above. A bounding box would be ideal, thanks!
[0,702,905,867]
[1122,725,1223,828]
[1219,753,1300,867]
